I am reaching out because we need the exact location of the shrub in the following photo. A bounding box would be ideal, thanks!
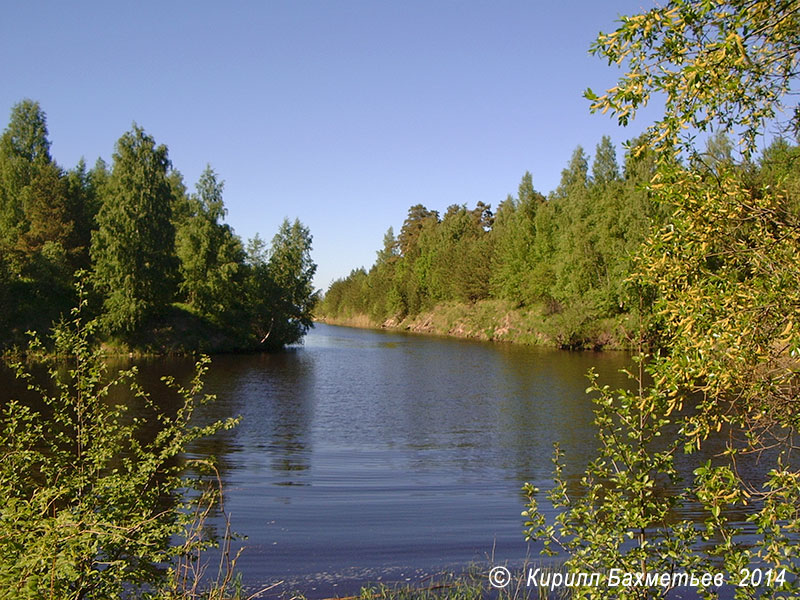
[0,289,239,599]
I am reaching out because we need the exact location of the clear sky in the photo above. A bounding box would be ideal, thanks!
[1,0,660,291]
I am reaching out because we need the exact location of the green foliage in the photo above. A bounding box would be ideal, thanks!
[319,140,665,349]
[586,0,800,155]
[0,100,78,347]
[524,365,700,600]
[245,219,318,350]
[397,204,439,257]
[0,101,318,354]
[90,125,178,334]
[591,136,620,188]
[65,159,102,271]
[175,166,246,324]
[491,175,544,304]
[0,100,54,252]
[526,1,800,596]
[0,287,239,599]
[758,136,800,217]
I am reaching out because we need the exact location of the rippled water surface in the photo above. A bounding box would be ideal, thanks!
[2,323,767,597]
[186,323,635,595]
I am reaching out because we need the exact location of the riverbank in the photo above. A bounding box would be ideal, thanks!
[284,567,548,600]
[316,299,639,350]
[2,303,273,359]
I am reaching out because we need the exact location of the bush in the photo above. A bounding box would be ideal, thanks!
[0,289,239,599]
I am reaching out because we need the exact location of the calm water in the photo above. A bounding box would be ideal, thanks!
[1,323,770,597]
[189,323,635,595]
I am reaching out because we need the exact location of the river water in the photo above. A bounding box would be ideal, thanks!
[0,323,770,597]
[188,323,635,595]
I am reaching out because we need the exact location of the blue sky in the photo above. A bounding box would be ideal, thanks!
[1,1,659,290]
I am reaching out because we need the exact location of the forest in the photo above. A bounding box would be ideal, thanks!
[0,101,318,353]
[1,0,800,598]
[318,133,800,349]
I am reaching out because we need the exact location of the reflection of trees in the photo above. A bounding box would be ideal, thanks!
[200,351,316,483]
[492,344,633,484]
[2,358,194,501]
[104,353,317,490]
[369,335,632,483]
[544,397,787,531]
[2,338,767,536]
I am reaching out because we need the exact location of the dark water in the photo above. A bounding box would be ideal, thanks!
[0,323,772,597]
[189,323,636,596]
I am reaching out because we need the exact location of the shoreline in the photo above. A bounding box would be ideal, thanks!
[315,299,637,351]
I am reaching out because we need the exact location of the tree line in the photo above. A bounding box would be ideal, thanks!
[0,100,317,353]
[319,128,798,348]
[523,0,800,595]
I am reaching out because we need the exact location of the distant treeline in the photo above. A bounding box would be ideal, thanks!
[318,134,800,348]
[0,99,317,353]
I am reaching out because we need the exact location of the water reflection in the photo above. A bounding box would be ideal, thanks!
[0,324,771,597]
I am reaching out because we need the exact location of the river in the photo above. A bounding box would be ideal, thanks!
[186,322,635,596]
[0,322,768,598]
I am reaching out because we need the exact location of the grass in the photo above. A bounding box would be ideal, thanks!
[320,299,633,351]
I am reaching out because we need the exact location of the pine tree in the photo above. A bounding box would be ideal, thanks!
[0,100,75,342]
